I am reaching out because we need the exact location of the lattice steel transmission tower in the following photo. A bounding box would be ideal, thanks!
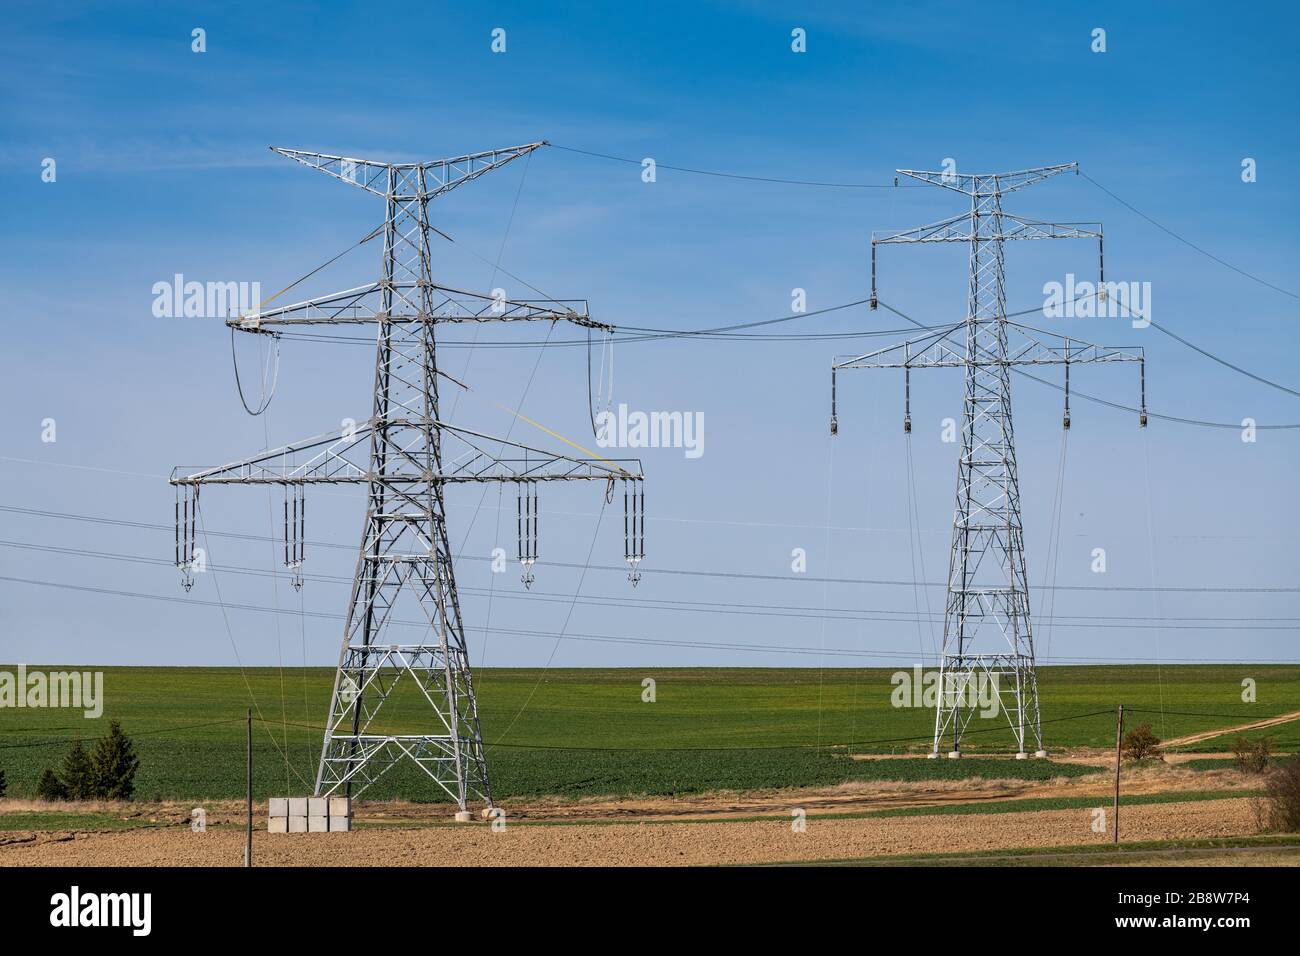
[830,163,1147,757]
[172,143,645,811]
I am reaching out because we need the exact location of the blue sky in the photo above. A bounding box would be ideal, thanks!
[1,0,1297,670]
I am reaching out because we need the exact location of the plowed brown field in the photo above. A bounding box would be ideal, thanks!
[0,797,1266,867]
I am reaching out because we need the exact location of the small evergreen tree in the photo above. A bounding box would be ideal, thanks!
[61,739,94,800]
[89,720,140,800]
[37,768,68,801]
[0,767,7,798]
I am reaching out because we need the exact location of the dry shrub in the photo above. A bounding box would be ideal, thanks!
[1121,723,1161,762]
[1256,755,1300,833]
[1231,735,1272,774]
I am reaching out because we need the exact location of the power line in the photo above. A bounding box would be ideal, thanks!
[486,708,1121,752]
[273,300,938,349]
[4,503,1298,594]
[546,147,1298,305]
[1018,366,1300,430]
[483,707,1123,749]
[0,708,1143,755]
[2,573,1295,667]
[29,706,1295,756]
[411,156,1300,415]
[547,147,1298,303]
[1045,280,1300,402]
[1123,707,1288,720]
[5,456,1298,542]
[1080,170,1300,302]
[276,289,1300,425]
[877,297,1300,429]
[6,705,1286,756]
[0,717,246,752]
[548,143,923,189]
[1148,318,1300,401]
[10,533,1300,630]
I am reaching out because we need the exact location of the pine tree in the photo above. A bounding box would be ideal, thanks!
[0,767,7,798]
[61,739,94,800]
[37,768,68,801]
[89,720,140,800]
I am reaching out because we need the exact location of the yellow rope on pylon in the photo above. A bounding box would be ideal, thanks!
[491,401,631,476]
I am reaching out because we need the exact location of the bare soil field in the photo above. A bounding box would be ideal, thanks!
[0,797,1268,867]
[0,760,1281,867]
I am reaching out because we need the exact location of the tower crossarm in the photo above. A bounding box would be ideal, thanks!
[872,214,1100,247]
[869,172,1105,314]
[229,282,610,332]
[1003,321,1144,366]
[873,213,974,245]
[831,321,1147,429]
[171,425,374,487]
[270,142,545,200]
[835,323,1143,371]
[435,423,641,482]
[994,215,1101,242]
[419,142,546,199]
[896,163,1077,197]
[170,421,641,488]
[833,323,965,370]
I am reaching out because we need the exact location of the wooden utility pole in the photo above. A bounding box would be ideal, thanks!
[1113,703,1124,844]
[245,712,253,868]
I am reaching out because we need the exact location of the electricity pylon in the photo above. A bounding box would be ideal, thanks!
[830,164,1147,757]
[172,143,645,811]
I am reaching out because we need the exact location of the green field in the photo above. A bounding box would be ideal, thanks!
[1,665,1296,802]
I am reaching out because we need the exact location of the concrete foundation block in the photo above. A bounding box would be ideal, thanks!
[947,751,961,759]
[1015,752,1029,760]
[1034,750,1049,758]
[270,795,348,833]
[453,810,473,823]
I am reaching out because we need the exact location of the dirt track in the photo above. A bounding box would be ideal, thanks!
[1160,711,1300,749]
[369,762,1249,821]
[0,797,1264,867]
